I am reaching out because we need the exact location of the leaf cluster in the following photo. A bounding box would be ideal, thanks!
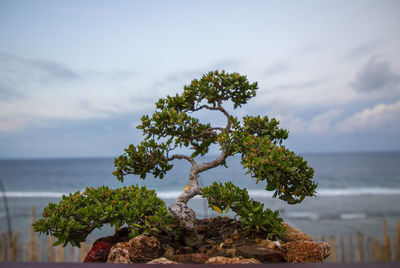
[240,135,317,204]
[32,185,173,247]
[243,115,288,143]
[181,70,258,109]
[138,107,215,157]
[113,140,173,181]
[202,181,285,239]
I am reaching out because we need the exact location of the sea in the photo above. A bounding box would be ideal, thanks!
[1,152,400,245]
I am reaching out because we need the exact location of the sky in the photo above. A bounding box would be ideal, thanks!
[0,0,399,158]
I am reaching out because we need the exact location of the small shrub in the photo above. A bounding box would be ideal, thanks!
[33,185,173,247]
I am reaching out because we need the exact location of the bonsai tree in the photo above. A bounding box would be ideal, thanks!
[33,70,317,247]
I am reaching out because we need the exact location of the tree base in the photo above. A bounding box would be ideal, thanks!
[84,216,330,263]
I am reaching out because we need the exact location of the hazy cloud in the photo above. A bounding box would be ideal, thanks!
[0,53,156,132]
[308,110,341,134]
[0,86,22,100]
[0,52,80,81]
[0,52,80,100]
[274,79,323,90]
[350,56,400,92]
[336,100,400,133]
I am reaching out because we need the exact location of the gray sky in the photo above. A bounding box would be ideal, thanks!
[0,0,399,158]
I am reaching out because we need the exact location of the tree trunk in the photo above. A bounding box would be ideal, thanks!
[168,171,201,247]
[168,152,228,247]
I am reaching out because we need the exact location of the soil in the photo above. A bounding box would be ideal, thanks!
[156,216,274,257]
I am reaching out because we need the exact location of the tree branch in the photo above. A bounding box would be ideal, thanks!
[168,154,197,167]
[198,150,228,174]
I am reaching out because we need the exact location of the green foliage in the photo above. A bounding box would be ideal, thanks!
[32,185,173,247]
[113,140,173,181]
[202,182,285,239]
[243,115,289,143]
[217,121,316,204]
[240,135,317,204]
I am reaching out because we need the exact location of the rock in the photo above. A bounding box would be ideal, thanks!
[84,228,131,263]
[258,239,279,249]
[226,248,236,257]
[197,224,207,233]
[107,242,131,264]
[224,238,233,247]
[84,241,112,263]
[254,237,262,243]
[319,242,331,258]
[207,239,217,245]
[198,245,208,253]
[206,256,261,264]
[236,245,284,262]
[222,216,230,223]
[280,241,331,263]
[168,253,209,264]
[209,229,220,238]
[147,257,178,264]
[231,229,240,240]
[107,235,161,263]
[162,244,175,257]
[129,235,161,262]
[281,222,313,242]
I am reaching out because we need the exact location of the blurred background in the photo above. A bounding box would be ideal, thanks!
[0,0,399,263]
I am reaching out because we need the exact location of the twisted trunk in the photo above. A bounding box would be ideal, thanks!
[168,152,227,246]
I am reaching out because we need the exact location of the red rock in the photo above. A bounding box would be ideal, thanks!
[280,241,331,263]
[84,228,131,263]
[206,256,261,264]
[84,241,112,263]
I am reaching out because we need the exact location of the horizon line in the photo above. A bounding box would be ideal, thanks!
[0,149,399,161]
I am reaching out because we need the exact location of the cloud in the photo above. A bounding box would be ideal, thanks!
[308,110,341,134]
[350,56,400,92]
[0,86,22,100]
[274,79,323,90]
[0,52,80,99]
[0,53,158,132]
[336,100,400,133]
[347,40,383,59]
